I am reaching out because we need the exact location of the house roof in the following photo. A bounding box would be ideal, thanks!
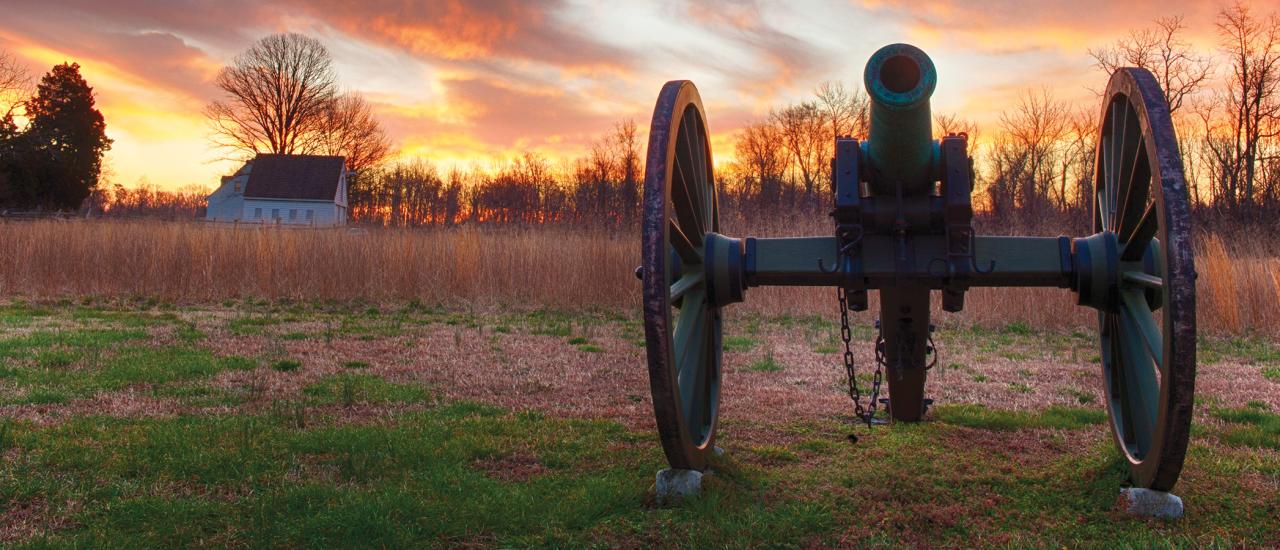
[243,154,346,201]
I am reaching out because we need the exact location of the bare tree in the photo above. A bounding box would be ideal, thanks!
[935,113,979,141]
[734,121,787,211]
[771,101,826,197]
[206,33,339,157]
[1210,2,1280,210]
[611,119,640,223]
[1063,109,1099,221]
[1090,15,1212,114]
[315,93,390,172]
[814,81,869,140]
[999,88,1069,215]
[0,49,30,120]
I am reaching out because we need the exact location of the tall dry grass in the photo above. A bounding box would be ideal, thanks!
[0,219,1275,336]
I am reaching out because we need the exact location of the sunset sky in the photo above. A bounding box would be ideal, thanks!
[0,0,1232,192]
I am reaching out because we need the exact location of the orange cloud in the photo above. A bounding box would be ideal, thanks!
[0,0,1243,193]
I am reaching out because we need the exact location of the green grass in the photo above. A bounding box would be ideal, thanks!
[0,332,256,404]
[932,404,1106,431]
[723,335,757,352]
[752,444,799,462]
[227,315,286,335]
[271,359,302,372]
[1002,321,1034,335]
[1200,336,1280,364]
[1060,386,1096,405]
[1211,406,1280,450]
[4,401,1271,547]
[0,301,1277,547]
[36,349,76,368]
[217,356,258,372]
[302,374,432,406]
[1263,365,1280,382]
[746,353,783,373]
[0,405,649,547]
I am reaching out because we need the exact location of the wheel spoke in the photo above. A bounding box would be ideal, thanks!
[681,116,707,227]
[1097,190,1110,230]
[1117,308,1159,456]
[690,117,714,232]
[1121,270,1163,290]
[670,271,704,302]
[1116,145,1151,242]
[672,153,706,237]
[689,313,714,435]
[673,290,707,375]
[1121,201,1158,261]
[669,220,702,265]
[1107,102,1122,231]
[1120,289,1163,366]
[676,297,708,421]
[1100,142,1112,230]
[1106,314,1136,445]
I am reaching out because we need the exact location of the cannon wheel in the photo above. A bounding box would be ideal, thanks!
[641,80,722,470]
[1094,68,1196,491]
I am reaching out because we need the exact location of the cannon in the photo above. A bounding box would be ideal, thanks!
[638,43,1195,491]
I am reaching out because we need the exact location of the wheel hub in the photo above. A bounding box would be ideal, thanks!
[703,233,745,308]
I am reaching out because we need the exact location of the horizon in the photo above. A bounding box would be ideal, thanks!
[0,0,1233,192]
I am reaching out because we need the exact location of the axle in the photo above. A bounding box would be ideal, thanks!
[734,234,1072,289]
[703,232,1158,306]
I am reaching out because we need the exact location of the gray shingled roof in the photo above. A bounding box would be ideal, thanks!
[243,154,345,201]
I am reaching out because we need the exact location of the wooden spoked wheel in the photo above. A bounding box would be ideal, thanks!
[641,80,721,471]
[1093,68,1197,491]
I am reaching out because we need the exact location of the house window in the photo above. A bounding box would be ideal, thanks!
[305,210,314,221]
[254,208,262,219]
[271,208,279,220]
[289,209,297,221]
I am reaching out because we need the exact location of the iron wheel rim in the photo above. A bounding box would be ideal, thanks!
[641,80,721,471]
[1093,67,1197,491]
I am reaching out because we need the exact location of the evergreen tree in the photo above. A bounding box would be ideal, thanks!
[7,62,112,209]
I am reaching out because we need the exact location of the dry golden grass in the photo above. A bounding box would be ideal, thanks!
[0,219,1274,336]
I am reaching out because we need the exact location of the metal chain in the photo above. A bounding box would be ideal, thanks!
[838,286,883,428]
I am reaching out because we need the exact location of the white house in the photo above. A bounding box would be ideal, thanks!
[206,154,349,225]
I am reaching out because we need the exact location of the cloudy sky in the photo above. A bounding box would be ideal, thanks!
[0,0,1228,191]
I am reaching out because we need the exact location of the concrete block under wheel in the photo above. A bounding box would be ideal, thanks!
[655,469,704,505]
[1118,488,1184,519]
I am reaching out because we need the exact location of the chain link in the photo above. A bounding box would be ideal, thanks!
[838,286,883,427]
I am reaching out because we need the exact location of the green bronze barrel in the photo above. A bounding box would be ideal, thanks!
[863,43,937,196]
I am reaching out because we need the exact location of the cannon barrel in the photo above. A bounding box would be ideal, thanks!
[863,43,937,196]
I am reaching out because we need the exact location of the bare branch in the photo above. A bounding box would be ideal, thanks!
[1089,14,1211,114]
[204,33,339,159]
[314,93,390,172]
[0,49,32,119]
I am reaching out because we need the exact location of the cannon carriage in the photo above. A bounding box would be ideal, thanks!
[638,43,1195,490]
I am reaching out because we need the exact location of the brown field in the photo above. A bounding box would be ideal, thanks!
[1,219,1275,337]
[0,221,1276,545]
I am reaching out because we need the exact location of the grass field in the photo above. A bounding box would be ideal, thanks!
[0,299,1277,547]
[2,220,1279,338]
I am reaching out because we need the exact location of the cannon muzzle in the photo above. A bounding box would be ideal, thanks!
[863,43,937,196]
